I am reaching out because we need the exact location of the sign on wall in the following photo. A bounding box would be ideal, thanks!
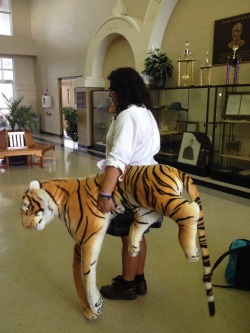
[212,13,250,65]
[76,91,86,109]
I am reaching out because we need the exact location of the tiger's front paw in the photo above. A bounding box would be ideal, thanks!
[185,247,200,262]
[88,293,104,318]
[82,306,98,320]
[94,295,104,315]
[83,293,104,320]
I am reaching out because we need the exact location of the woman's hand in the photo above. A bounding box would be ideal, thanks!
[97,196,115,214]
[97,166,122,213]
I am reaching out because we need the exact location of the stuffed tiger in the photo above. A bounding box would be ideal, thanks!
[20,164,215,320]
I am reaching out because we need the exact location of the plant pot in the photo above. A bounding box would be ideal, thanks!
[154,76,167,89]
[73,141,78,151]
[142,74,155,89]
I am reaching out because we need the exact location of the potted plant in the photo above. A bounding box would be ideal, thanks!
[143,47,173,89]
[62,107,78,150]
[2,93,37,131]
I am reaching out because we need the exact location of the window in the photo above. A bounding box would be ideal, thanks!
[0,58,14,81]
[0,0,12,36]
[0,57,14,114]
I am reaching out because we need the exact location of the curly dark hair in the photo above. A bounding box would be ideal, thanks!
[107,67,152,113]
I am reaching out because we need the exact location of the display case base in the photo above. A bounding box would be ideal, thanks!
[211,170,250,189]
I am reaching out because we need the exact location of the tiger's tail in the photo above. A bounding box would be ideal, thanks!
[178,169,215,317]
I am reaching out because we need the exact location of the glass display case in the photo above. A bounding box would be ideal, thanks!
[91,85,250,187]
[92,90,114,152]
[211,84,250,188]
[152,86,216,176]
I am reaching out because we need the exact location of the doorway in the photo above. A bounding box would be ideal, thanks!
[59,77,79,138]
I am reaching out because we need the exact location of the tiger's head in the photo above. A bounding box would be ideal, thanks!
[20,180,56,231]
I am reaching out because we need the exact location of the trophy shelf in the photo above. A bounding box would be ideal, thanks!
[222,119,250,124]
[211,84,250,190]
[219,154,250,162]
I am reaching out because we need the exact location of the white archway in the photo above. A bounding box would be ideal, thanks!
[148,0,177,50]
[84,0,178,87]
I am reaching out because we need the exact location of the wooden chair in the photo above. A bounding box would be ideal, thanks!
[0,130,56,168]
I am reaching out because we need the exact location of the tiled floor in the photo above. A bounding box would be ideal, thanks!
[0,135,249,333]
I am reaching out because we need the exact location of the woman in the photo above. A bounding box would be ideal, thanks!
[97,67,162,300]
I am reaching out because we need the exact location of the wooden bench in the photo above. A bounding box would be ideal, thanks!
[0,130,56,168]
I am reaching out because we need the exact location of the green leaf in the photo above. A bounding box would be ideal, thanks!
[62,107,78,142]
[143,48,173,78]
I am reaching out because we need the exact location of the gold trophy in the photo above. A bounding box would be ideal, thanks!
[177,41,195,86]
[200,51,212,85]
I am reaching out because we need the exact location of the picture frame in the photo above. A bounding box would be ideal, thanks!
[177,132,201,166]
[224,93,241,118]
[76,90,86,109]
[212,13,250,65]
[224,92,250,119]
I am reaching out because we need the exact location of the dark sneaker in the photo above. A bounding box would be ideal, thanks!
[100,276,137,300]
[136,279,147,295]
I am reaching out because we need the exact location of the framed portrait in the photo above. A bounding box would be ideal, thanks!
[178,132,201,166]
[224,93,241,118]
[212,13,250,65]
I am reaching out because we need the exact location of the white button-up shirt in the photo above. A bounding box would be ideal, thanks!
[97,105,160,179]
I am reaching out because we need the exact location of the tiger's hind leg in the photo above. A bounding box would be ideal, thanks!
[171,200,200,262]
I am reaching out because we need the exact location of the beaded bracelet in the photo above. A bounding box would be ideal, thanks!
[98,192,112,200]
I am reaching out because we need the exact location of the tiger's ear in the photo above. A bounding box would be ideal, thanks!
[29,180,42,192]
